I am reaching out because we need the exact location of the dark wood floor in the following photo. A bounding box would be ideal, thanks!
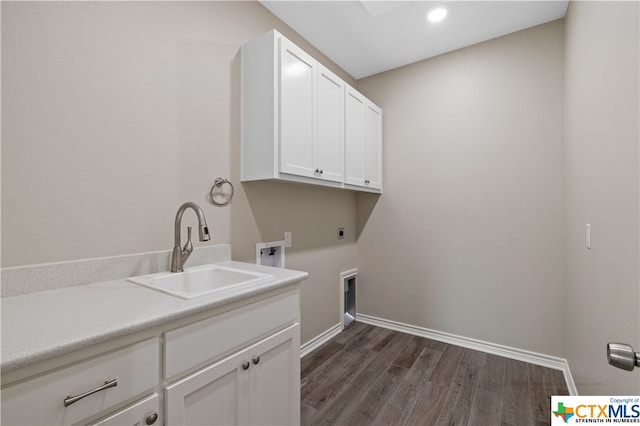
[301,322,569,426]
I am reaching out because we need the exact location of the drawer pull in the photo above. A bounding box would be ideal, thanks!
[63,378,118,407]
[252,356,261,365]
[242,361,250,370]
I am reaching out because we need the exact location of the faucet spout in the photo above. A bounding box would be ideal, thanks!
[171,202,210,272]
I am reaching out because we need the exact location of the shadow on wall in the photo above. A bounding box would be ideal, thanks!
[356,191,381,239]
[231,177,380,256]
[241,180,357,249]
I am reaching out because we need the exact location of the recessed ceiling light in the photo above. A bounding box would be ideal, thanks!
[427,7,448,23]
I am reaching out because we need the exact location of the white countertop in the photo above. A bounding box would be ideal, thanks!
[1,261,308,374]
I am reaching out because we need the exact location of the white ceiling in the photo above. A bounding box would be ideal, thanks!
[260,1,569,79]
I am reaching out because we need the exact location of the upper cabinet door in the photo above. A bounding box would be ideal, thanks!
[316,65,345,183]
[345,87,366,187]
[279,38,316,178]
[345,85,382,190]
[365,103,382,190]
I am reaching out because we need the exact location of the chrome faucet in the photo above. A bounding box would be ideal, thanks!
[171,202,210,272]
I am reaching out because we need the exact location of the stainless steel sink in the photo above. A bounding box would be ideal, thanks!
[127,264,273,299]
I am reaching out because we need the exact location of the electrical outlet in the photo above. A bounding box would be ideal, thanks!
[338,228,345,240]
[284,231,292,248]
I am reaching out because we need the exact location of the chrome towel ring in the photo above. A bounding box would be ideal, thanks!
[209,177,234,206]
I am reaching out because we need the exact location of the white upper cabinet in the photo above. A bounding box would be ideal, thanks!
[242,30,381,193]
[345,85,383,190]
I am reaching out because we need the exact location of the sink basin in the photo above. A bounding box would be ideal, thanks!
[127,264,273,299]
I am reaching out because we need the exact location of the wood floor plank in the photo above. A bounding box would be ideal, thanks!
[370,400,406,426]
[435,348,486,425]
[428,343,465,386]
[365,331,413,373]
[336,364,408,425]
[303,341,367,386]
[365,326,395,352]
[468,388,502,426]
[301,355,341,390]
[338,324,378,353]
[529,364,569,424]
[301,376,320,401]
[373,347,443,425]
[477,353,506,394]
[334,321,368,345]
[502,359,533,425]
[309,367,380,425]
[301,341,344,377]
[301,403,318,425]
[404,382,449,426]
[389,347,443,407]
[304,347,378,410]
[392,335,429,369]
[426,338,449,353]
[552,369,569,395]
[529,364,555,423]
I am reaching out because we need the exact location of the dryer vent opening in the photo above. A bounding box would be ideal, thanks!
[344,275,356,328]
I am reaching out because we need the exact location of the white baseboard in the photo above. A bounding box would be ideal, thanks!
[356,313,578,396]
[300,323,342,358]
[562,361,578,396]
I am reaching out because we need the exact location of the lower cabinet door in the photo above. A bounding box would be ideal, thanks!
[165,324,300,426]
[89,393,160,426]
[165,351,248,426]
[248,324,300,426]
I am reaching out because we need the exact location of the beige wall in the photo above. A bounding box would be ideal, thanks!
[1,1,357,345]
[5,1,639,385]
[564,1,639,394]
[356,21,566,356]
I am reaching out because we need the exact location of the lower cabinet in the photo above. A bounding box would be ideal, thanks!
[166,324,300,426]
[2,287,302,426]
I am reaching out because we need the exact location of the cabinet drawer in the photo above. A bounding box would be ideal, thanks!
[1,338,159,426]
[89,393,160,426]
[165,290,299,378]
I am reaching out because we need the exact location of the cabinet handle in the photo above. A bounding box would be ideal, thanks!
[242,361,250,370]
[146,412,159,425]
[319,169,324,174]
[63,378,117,407]
[252,356,261,365]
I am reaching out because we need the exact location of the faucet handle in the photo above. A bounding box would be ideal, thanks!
[183,226,194,254]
